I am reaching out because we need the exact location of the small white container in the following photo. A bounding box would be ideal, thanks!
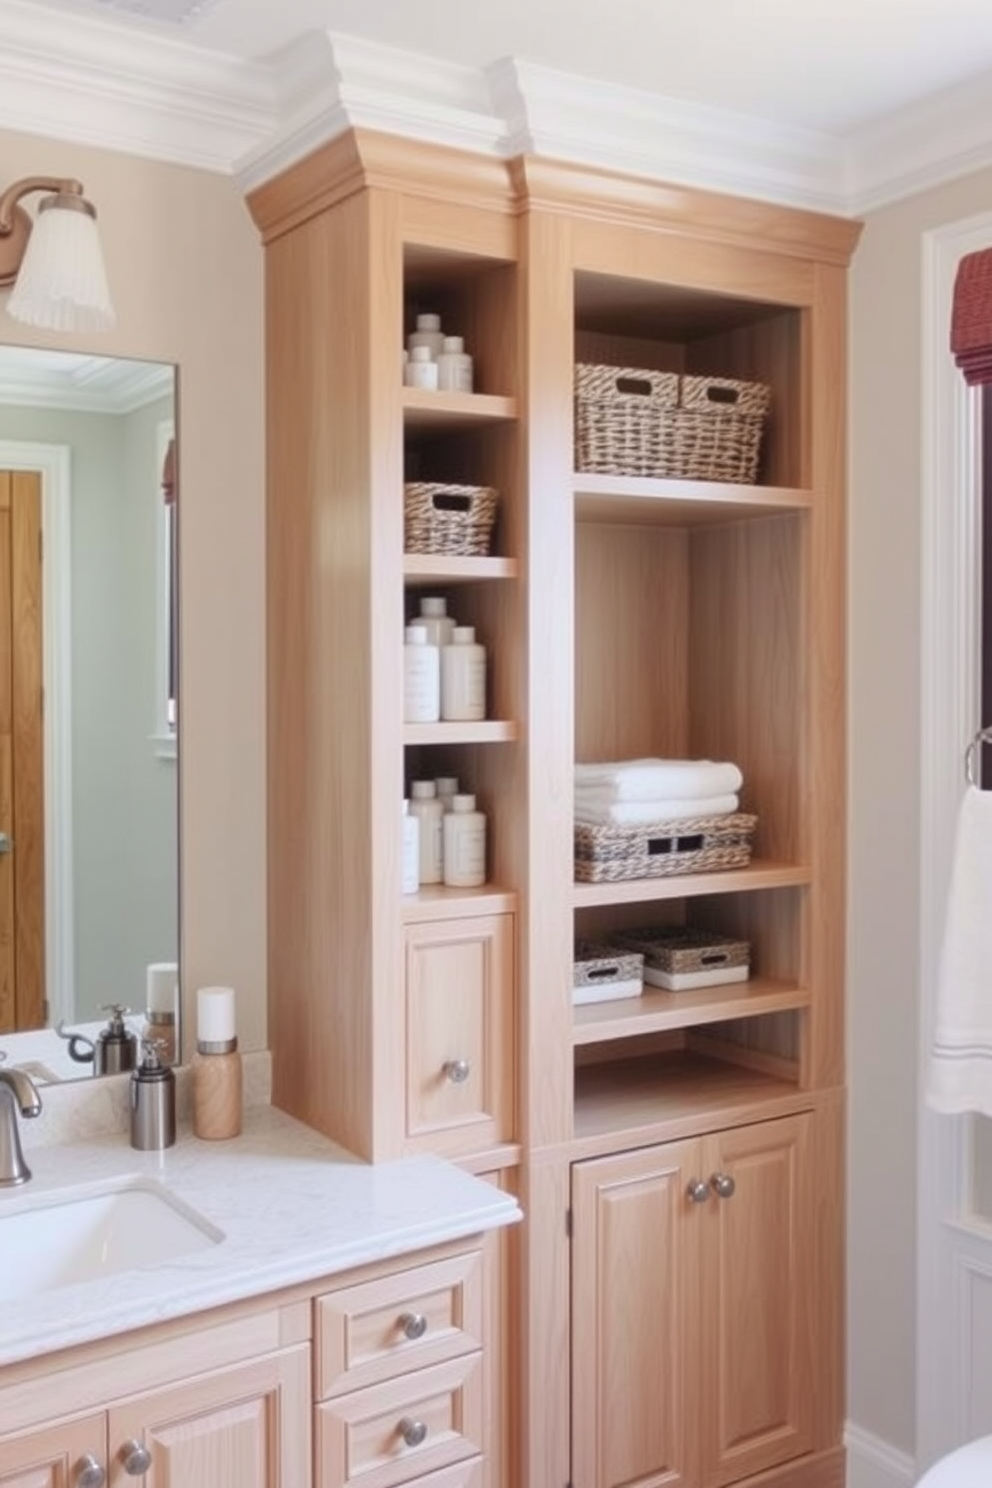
[437,335,474,393]
[443,794,487,887]
[440,625,486,721]
[417,595,456,650]
[404,345,439,390]
[435,776,459,812]
[407,313,445,360]
[409,781,444,884]
[403,624,440,722]
[402,801,420,894]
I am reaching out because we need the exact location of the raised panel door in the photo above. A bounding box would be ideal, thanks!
[698,1113,814,1488]
[107,1345,311,1488]
[0,1418,104,1488]
[571,1141,702,1488]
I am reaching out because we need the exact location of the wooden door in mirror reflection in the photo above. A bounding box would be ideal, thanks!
[0,470,43,1033]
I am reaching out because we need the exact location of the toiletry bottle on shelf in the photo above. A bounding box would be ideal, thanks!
[130,1040,176,1151]
[435,776,459,812]
[443,794,487,888]
[192,985,243,1140]
[437,335,474,393]
[404,345,439,390]
[402,800,420,894]
[417,595,456,650]
[142,961,178,1066]
[440,626,487,721]
[403,624,440,722]
[407,312,445,360]
[409,780,444,884]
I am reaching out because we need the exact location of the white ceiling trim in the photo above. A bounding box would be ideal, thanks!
[2,0,992,216]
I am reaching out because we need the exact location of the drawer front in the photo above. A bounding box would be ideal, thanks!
[316,1352,484,1488]
[315,1249,485,1398]
[403,914,514,1157]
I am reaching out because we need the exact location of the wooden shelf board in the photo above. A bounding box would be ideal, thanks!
[572,1049,802,1152]
[403,554,519,583]
[573,474,813,527]
[572,860,810,908]
[402,388,517,428]
[404,720,519,745]
[572,977,810,1046]
[401,884,519,922]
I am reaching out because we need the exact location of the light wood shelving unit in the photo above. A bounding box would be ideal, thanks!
[249,130,861,1488]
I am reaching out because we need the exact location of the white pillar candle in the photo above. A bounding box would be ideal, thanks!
[197,985,237,1045]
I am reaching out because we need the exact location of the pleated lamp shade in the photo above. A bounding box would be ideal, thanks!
[7,193,115,333]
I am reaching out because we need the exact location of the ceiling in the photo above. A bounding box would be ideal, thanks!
[3,0,992,212]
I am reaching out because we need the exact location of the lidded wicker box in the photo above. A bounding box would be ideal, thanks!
[574,363,771,485]
[573,940,644,1006]
[608,926,750,991]
[574,812,758,884]
[404,482,498,557]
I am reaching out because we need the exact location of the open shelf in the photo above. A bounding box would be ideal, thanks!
[573,474,814,527]
[401,883,519,923]
[404,554,519,583]
[404,720,520,745]
[402,388,517,429]
[572,860,811,909]
[572,976,810,1046]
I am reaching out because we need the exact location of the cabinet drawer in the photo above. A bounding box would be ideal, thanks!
[315,1352,484,1488]
[403,914,514,1158]
[315,1249,485,1398]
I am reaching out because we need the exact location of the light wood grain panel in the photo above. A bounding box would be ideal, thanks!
[10,473,43,1032]
[0,1416,104,1488]
[515,1156,571,1488]
[808,1092,845,1450]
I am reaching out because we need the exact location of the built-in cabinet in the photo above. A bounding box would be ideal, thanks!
[248,131,860,1488]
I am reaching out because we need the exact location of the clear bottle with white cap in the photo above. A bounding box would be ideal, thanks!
[442,794,487,887]
[440,626,487,721]
[437,335,474,392]
[403,345,439,390]
[403,623,440,722]
[409,781,444,884]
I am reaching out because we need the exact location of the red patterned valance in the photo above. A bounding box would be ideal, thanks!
[951,248,992,387]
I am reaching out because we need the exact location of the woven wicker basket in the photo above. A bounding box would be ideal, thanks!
[574,363,771,485]
[574,812,758,884]
[573,940,644,993]
[404,483,498,557]
[609,926,750,976]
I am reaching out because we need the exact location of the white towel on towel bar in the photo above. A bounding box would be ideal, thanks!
[927,785,992,1117]
[574,793,740,827]
[574,759,744,803]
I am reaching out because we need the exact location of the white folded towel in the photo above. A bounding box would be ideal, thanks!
[927,785,992,1117]
[575,758,744,803]
[574,793,740,827]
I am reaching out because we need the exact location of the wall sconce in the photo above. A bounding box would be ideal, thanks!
[0,176,115,332]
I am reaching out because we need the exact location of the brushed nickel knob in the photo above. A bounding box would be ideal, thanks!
[443,1058,470,1084]
[400,1310,428,1340]
[75,1456,106,1488]
[119,1440,152,1476]
[686,1178,710,1203]
[398,1417,428,1448]
[710,1172,736,1199]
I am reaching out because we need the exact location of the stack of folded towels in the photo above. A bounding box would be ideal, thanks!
[574,758,744,827]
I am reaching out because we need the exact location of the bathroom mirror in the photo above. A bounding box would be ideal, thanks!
[0,345,179,1081]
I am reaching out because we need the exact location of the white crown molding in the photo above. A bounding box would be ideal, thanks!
[0,349,173,411]
[3,0,992,216]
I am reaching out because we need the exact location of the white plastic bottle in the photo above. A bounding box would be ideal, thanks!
[417,595,456,650]
[437,335,474,393]
[407,313,445,360]
[409,781,444,884]
[402,801,420,894]
[440,626,487,721]
[435,776,459,812]
[404,345,438,390]
[403,624,440,723]
[443,794,487,887]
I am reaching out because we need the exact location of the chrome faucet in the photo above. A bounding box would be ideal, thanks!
[0,1056,42,1186]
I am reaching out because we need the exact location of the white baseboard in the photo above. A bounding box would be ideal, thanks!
[846,1422,917,1488]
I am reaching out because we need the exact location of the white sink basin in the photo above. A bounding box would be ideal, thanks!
[0,1180,223,1298]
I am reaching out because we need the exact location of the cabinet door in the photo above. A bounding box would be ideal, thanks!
[0,1418,104,1488]
[107,1345,310,1488]
[698,1114,814,1488]
[571,1141,702,1488]
[403,915,514,1157]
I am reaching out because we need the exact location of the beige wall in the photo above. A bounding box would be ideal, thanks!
[0,128,266,1054]
[849,161,992,1459]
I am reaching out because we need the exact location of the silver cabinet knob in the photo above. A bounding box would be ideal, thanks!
[398,1417,428,1448]
[443,1058,470,1084]
[710,1172,736,1199]
[75,1456,106,1488]
[399,1310,428,1340]
[119,1440,152,1476]
[686,1178,710,1203]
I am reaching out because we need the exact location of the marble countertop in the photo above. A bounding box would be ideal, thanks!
[0,1104,521,1369]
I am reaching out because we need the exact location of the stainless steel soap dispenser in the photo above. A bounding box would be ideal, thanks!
[130,1039,176,1151]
